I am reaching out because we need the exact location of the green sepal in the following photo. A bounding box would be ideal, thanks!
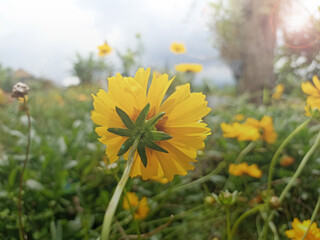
[108,128,132,137]
[117,138,134,156]
[116,107,135,129]
[144,138,168,153]
[135,103,150,127]
[145,112,165,128]
[137,142,148,167]
[149,130,172,141]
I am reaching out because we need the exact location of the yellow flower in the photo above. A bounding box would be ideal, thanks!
[0,89,6,104]
[272,84,284,100]
[280,155,295,167]
[235,114,245,121]
[170,42,186,54]
[91,68,211,181]
[18,95,28,103]
[220,122,261,141]
[286,218,320,240]
[98,42,112,56]
[305,96,320,117]
[301,76,320,98]
[229,162,262,178]
[175,63,203,73]
[149,175,169,184]
[122,192,150,220]
[259,116,277,144]
[76,94,88,101]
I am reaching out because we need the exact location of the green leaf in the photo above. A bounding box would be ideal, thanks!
[145,112,165,128]
[108,128,131,137]
[117,137,134,156]
[135,103,150,127]
[145,138,168,153]
[137,142,148,167]
[116,107,135,129]
[149,130,172,141]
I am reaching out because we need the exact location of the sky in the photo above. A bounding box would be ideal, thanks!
[0,0,234,86]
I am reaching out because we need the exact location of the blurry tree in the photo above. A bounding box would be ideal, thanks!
[0,64,14,92]
[117,33,144,76]
[210,0,277,100]
[72,52,113,85]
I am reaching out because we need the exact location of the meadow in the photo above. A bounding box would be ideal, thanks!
[1,71,320,240]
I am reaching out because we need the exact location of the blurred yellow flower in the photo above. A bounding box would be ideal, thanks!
[286,218,320,240]
[220,122,261,141]
[76,94,88,102]
[259,116,277,144]
[235,114,245,121]
[301,75,320,98]
[170,42,186,54]
[98,42,112,56]
[18,95,28,103]
[0,89,6,104]
[91,68,211,181]
[301,76,320,116]
[175,63,203,73]
[272,84,284,100]
[280,155,295,167]
[122,192,150,220]
[229,162,262,178]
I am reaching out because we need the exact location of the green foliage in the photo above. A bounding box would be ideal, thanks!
[72,53,113,85]
[0,81,320,240]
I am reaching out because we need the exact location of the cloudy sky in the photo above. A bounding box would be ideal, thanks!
[0,0,235,86]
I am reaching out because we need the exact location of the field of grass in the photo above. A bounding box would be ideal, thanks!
[1,78,320,240]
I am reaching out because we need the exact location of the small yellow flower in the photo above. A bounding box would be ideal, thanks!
[235,114,245,121]
[272,84,284,100]
[18,95,28,103]
[286,218,320,240]
[76,94,88,101]
[301,76,320,98]
[91,68,211,181]
[305,96,320,117]
[175,63,203,73]
[98,42,112,56]
[220,122,261,141]
[280,155,295,167]
[259,116,277,144]
[122,192,150,220]
[149,175,169,184]
[229,162,262,178]
[170,42,186,54]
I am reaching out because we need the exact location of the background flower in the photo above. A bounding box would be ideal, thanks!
[170,42,186,54]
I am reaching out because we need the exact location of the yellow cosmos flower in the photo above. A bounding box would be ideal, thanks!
[98,42,112,56]
[286,218,320,240]
[122,192,150,220]
[305,96,320,117]
[220,122,261,141]
[149,175,169,184]
[259,116,277,144]
[91,68,211,181]
[229,162,262,178]
[301,75,320,98]
[280,155,295,167]
[272,84,285,100]
[170,42,186,54]
[175,63,203,73]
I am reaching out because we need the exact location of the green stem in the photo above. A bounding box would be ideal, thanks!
[226,207,231,240]
[267,118,310,193]
[100,137,140,240]
[235,142,256,163]
[279,129,320,202]
[231,204,266,237]
[302,195,320,240]
[18,97,31,240]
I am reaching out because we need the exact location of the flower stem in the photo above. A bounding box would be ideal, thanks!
[267,118,310,193]
[18,97,31,240]
[302,195,320,240]
[100,137,140,240]
[279,129,320,202]
[226,206,231,240]
[235,142,256,163]
[231,204,266,238]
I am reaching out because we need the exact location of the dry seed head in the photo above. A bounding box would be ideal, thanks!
[11,82,30,98]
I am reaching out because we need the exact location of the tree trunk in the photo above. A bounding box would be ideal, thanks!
[238,0,276,102]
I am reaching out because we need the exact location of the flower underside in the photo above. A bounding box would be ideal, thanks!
[108,103,172,167]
